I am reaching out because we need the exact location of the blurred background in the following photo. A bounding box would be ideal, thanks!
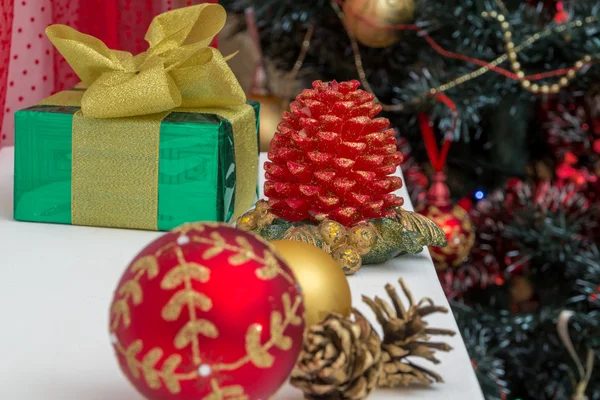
[1,0,599,398]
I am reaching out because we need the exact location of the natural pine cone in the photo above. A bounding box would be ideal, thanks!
[265,80,404,227]
[363,278,456,387]
[290,310,382,400]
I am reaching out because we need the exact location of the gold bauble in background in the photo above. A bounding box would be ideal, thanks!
[510,276,534,304]
[272,240,352,327]
[343,0,415,48]
[246,93,285,152]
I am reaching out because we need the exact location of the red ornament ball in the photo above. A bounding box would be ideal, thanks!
[109,223,306,400]
[416,203,475,271]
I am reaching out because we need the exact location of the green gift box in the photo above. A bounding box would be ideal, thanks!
[13,101,260,231]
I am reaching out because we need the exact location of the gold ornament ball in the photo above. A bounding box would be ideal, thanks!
[272,240,353,327]
[416,204,475,272]
[247,93,285,152]
[510,276,534,304]
[343,0,415,48]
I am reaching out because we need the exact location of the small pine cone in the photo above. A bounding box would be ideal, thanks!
[363,279,456,387]
[265,80,404,227]
[290,310,382,400]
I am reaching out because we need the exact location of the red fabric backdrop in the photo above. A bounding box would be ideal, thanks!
[0,0,14,145]
[0,0,217,148]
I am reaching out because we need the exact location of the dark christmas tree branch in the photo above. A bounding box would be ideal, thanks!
[447,178,600,399]
[219,1,600,397]
[221,0,600,139]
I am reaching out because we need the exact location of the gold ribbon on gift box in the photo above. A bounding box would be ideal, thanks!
[40,4,257,230]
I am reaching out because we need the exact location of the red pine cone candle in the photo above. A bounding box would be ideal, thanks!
[265,80,404,227]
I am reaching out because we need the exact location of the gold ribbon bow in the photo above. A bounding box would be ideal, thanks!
[46,4,246,117]
[42,4,257,230]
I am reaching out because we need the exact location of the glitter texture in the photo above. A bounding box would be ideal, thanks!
[265,80,404,227]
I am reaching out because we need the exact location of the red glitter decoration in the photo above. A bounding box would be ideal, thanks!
[265,80,404,226]
[415,110,475,271]
[416,173,476,272]
[554,1,570,23]
[110,224,305,400]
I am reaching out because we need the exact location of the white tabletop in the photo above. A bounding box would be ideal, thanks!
[0,147,483,400]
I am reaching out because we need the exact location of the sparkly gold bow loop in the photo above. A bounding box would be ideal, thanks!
[45,3,246,118]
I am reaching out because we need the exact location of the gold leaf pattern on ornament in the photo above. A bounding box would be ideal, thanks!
[119,280,143,305]
[171,222,218,235]
[282,292,303,326]
[228,236,254,265]
[142,348,163,389]
[161,246,218,365]
[215,293,303,372]
[202,231,227,260]
[162,290,213,321]
[246,293,304,367]
[202,379,249,400]
[246,324,275,368]
[111,256,159,331]
[270,311,292,350]
[125,340,144,379]
[255,250,281,280]
[171,223,203,234]
[175,320,219,349]
[190,231,296,283]
[115,341,193,395]
[161,252,210,289]
[202,246,223,260]
[162,354,183,394]
[111,300,131,330]
[130,255,159,279]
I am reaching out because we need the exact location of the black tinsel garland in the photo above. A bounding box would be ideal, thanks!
[449,178,600,400]
[221,0,600,195]
[221,0,600,138]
